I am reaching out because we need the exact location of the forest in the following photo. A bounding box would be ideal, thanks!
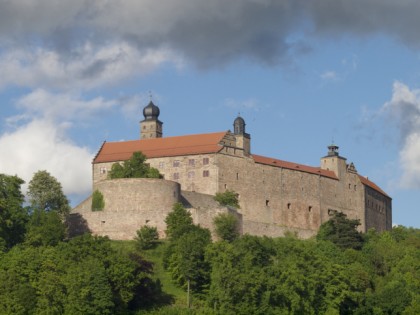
[0,170,419,315]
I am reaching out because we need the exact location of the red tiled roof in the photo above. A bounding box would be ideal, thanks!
[252,154,338,179]
[94,131,227,163]
[358,175,390,198]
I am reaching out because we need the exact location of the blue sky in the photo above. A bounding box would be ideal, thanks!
[0,1,419,228]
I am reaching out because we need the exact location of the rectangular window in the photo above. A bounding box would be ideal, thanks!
[173,173,179,180]
[188,159,195,166]
[203,170,210,177]
[173,160,180,167]
[100,167,107,174]
[203,157,209,165]
[188,171,195,179]
[159,162,165,169]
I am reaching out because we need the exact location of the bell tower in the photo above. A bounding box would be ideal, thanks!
[140,100,163,139]
[320,143,347,178]
[233,115,251,156]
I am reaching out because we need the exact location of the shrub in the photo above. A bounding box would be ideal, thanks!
[135,226,159,250]
[213,213,239,242]
[91,190,105,211]
[214,190,240,209]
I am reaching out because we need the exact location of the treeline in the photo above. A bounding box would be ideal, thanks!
[1,171,419,314]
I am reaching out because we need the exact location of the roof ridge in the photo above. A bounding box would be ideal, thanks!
[105,130,229,144]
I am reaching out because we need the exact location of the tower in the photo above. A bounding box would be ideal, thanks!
[233,115,251,156]
[320,143,347,178]
[140,101,163,139]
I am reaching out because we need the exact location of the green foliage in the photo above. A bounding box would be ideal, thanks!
[108,151,162,179]
[166,225,212,293]
[164,203,194,240]
[24,209,66,246]
[135,225,159,250]
[206,235,368,315]
[27,170,70,215]
[63,258,114,314]
[0,234,163,314]
[317,211,364,250]
[214,190,240,209]
[213,213,239,242]
[91,189,105,211]
[164,203,212,295]
[0,174,28,249]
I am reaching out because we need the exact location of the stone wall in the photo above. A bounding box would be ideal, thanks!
[73,178,180,239]
[364,186,392,232]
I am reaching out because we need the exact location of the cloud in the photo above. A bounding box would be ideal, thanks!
[0,0,419,80]
[14,89,117,121]
[382,81,420,188]
[0,1,419,99]
[320,71,338,81]
[0,90,131,198]
[0,119,94,196]
[0,43,181,90]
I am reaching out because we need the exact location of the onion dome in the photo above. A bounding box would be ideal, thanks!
[234,115,246,135]
[143,101,160,121]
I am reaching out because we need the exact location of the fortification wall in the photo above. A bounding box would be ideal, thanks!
[364,186,392,232]
[215,154,324,235]
[72,178,180,239]
[181,190,243,238]
[242,220,316,239]
[214,153,370,237]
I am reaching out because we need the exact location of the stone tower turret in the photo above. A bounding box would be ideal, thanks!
[140,100,163,139]
[233,115,251,156]
[320,143,347,178]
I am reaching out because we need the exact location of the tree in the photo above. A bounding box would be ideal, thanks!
[63,258,114,315]
[91,190,105,211]
[213,213,239,242]
[27,170,70,216]
[167,225,212,293]
[317,212,364,250]
[108,151,162,179]
[135,225,159,250]
[24,210,66,246]
[164,203,194,240]
[214,190,240,209]
[0,174,28,249]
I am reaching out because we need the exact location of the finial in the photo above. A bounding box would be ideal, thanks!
[149,90,153,101]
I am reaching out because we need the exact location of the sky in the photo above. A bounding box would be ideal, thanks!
[0,0,419,228]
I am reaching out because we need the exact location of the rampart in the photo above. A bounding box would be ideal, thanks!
[72,178,180,239]
[71,178,241,240]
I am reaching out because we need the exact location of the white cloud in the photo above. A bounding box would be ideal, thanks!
[0,43,181,90]
[382,81,420,188]
[320,70,338,80]
[0,89,130,199]
[14,89,116,121]
[0,119,93,196]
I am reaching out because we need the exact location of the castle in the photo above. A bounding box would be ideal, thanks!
[72,100,392,239]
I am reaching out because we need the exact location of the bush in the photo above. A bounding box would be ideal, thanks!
[213,213,239,242]
[91,190,105,211]
[214,190,240,209]
[135,226,159,250]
